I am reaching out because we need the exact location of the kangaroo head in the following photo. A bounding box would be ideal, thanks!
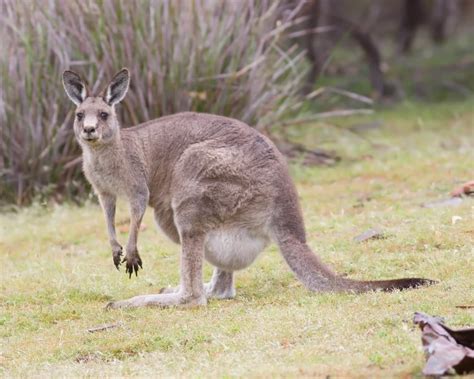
[62,68,130,146]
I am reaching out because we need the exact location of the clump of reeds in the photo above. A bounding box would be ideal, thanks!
[0,0,307,205]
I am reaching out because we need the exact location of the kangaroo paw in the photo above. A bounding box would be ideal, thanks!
[112,246,123,270]
[122,251,143,278]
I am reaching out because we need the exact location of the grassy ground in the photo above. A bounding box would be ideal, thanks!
[1,98,473,377]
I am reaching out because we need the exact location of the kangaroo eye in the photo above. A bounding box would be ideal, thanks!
[76,112,84,121]
[100,112,109,120]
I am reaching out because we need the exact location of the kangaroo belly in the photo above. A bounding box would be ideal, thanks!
[205,228,269,271]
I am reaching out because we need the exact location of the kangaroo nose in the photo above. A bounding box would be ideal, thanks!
[84,126,96,134]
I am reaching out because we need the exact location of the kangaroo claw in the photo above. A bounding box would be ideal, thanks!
[122,253,143,278]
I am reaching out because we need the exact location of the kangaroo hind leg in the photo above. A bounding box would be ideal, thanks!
[107,231,207,308]
[206,268,235,299]
[159,268,235,299]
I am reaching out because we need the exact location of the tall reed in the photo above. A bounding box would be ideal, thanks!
[0,0,307,205]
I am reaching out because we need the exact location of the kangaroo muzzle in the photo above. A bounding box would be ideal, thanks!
[82,115,99,141]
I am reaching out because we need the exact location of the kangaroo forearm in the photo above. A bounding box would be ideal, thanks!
[99,193,120,248]
[122,193,147,277]
[125,218,142,253]
[125,190,148,253]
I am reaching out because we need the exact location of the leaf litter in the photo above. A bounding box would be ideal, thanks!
[413,312,474,376]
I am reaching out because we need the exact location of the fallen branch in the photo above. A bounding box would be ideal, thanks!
[87,322,122,333]
[276,109,373,127]
[323,87,374,105]
[306,86,374,105]
[275,139,339,166]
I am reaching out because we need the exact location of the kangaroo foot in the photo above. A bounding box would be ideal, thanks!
[205,282,236,299]
[159,285,180,294]
[158,282,235,299]
[205,269,236,299]
[106,292,206,309]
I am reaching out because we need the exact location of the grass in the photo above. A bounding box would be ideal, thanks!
[1,98,473,377]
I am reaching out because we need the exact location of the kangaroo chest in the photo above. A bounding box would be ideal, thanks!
[83,153,126,195]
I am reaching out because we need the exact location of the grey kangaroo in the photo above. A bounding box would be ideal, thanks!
[62,68,435,308]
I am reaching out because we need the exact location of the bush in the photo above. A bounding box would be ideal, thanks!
[0,0,307,205]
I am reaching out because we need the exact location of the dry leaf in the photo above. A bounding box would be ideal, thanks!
[353,228,385,243]
[413,312,474,376]
[451,180,474,198]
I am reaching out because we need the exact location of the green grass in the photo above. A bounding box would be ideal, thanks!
[1,100,473,377]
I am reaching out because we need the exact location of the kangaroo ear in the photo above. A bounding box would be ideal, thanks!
[62,70,88,105]
[104,68,130,106]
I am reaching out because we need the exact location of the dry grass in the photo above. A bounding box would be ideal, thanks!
[1,101,473,377]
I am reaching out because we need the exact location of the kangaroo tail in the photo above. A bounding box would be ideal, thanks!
[270,162,435,293]
[276,234,436,293]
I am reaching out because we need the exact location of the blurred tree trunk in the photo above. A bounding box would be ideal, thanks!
[296,0,393,97]
[399,0,461,53]
[399,0,425,53]
[292,0,469,96]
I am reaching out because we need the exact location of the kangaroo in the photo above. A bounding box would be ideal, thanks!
[62,68,435,308]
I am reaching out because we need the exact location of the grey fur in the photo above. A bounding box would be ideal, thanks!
[62,69,435,309]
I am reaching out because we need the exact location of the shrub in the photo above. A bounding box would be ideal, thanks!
[0,0,307,205]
